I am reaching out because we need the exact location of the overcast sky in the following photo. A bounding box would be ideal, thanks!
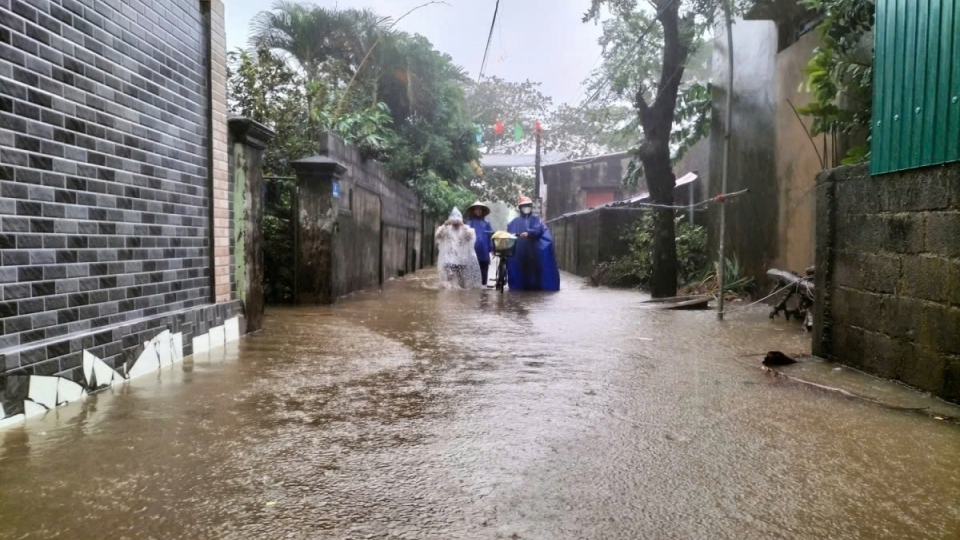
[224,0,606,106]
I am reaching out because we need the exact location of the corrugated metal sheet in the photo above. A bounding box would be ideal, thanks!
[872,0,960,174]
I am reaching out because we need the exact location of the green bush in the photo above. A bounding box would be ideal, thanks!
[591,212,708,289]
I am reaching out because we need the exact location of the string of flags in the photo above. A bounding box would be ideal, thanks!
[475,120,542,143]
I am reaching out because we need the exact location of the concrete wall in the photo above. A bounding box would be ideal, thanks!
[228,117,273,332]
[293,157,339,304]
[420,212,440,268]
[708,20,780,285]
[774,31,839,274]
[814,163,960,401]
[318,133,421,292]
[709,22,834,286]
[338,184,381,294]
[549,207,646,278]
[294,133,433,304]
[0,0,243,425]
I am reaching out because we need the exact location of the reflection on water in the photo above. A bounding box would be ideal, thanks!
[1,274,958,539]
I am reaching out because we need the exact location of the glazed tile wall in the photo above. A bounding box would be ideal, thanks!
[0,0,214,368]
[0,302,242,427]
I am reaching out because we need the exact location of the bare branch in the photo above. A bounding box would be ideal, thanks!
[786,98,826,170]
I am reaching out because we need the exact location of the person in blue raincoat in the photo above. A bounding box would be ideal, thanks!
[465,201,495,286]
[506,197,560,291]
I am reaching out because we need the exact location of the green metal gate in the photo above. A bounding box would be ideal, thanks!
[872,0,960,175]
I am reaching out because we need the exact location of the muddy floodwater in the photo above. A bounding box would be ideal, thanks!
[1,275,959,539]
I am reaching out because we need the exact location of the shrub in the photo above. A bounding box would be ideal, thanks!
[591,212,708,289]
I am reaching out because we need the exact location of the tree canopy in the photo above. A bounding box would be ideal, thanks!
[797,0,874,165]
[230,1,736,217]
[236,1,480,217]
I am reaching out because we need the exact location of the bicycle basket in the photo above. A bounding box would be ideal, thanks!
[492,232,517,257]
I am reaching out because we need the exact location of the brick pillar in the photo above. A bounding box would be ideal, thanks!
[292,156,347,304]
[204,0,230,303]
[228,118,276,332]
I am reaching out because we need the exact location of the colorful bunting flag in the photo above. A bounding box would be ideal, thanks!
[494,120,504,135]
[475,124,483,143]
[513,123,523,142]
[535,121,542,133]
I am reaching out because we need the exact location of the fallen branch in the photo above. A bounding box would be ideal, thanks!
[763,366,944,414]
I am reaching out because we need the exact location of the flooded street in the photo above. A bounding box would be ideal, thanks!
[1,274,959,539]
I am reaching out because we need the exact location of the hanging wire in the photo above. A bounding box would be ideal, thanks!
[477,0,501,82]
[721,276,813,315]
[613,188,749,211]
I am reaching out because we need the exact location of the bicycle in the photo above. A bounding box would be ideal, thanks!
[492,232,517,293]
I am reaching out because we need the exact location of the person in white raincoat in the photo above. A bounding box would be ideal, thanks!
[435,208,483,289]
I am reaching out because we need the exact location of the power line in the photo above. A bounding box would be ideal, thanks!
[477,0,501,82]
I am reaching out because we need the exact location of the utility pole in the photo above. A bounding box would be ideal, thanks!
[718,1,734,321]
[534,123,542,214]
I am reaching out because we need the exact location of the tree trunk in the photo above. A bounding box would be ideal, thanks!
[633,0,689,299]
[641,148,678,298]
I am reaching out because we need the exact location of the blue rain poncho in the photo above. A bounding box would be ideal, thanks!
[506,213,560,291]
[466,217,494,263]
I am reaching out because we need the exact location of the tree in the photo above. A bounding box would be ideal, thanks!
[583,0,743,298]
[227,46,395,173]
[377,33,479,189]
[462,76,551,203]
[247,2,481,218]
[468,168,534,203]
[798,0,874,164]
[584,0,693,297]
[464,76,553,154]
[463,70,643,160]
[250,3,389,84]
[227,46,313,177]
[544,102,638,158]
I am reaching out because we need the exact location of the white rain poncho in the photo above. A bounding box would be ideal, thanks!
[435,208,483,289]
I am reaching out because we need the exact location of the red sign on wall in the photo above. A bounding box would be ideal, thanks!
[585,191,615,209]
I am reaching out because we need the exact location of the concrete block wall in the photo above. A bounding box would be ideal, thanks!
[314,132,422,286]
[336,184,381,295]
[316,132,420,231]
[548,207,646,278]
[293,133,437,304]
[0,0,238,420]
[814,163,960,401]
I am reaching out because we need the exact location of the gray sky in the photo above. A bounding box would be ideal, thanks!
[224,0,605,106]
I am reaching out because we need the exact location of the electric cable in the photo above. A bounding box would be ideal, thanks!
[477,0,501,82]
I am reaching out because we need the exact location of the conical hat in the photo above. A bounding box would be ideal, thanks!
[449,207,463,222]
[466,201,490,217]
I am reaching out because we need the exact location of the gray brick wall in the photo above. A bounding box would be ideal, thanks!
[814,163,960,402]
[0,0,212,366]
